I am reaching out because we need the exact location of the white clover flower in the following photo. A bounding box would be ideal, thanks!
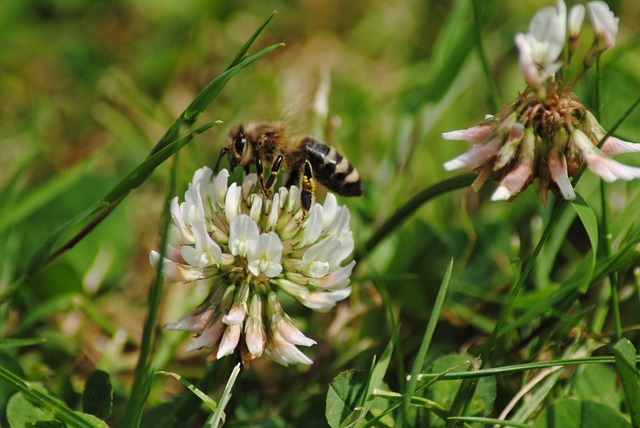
[150,167,356,366]
[443,0,639,204]
[568,4,586,38]
[586,1,619,51]
[514,0,566,88]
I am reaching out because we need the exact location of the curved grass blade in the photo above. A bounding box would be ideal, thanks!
[156,371,219,412]
[355,174,474,263]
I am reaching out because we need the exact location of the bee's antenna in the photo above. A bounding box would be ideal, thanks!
[214,147,229,173]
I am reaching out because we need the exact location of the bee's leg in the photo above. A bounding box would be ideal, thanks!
[284,166,301,188]
[213,147,228,173]
[300,159,315,211]
[265,155,284,191]
[255,157,266,193]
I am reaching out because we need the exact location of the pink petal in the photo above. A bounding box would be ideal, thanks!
[491,130,535,201]
[442,124,493,143]
[186,318,225,351]
[573,129,640,182]
[244,317,265,357]
[587,156,640,183]
[601,136,640,155]
[548,151,576,199]
[444,138,502,171]
[491,162,533,201]
[216,324,241,359]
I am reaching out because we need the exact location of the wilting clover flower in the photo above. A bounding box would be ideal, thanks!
[444,0,640,205]
[149,167,355,366]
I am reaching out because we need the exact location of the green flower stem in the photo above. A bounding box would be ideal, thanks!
[119,155,179,427]
[354,174,475,263]
[595,60,622,340]
[472,0,500,112]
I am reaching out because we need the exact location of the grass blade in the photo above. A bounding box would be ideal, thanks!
[156,371,219,412]
[0,338,46,349]
[205,363,242,428]
[403,259,454,420]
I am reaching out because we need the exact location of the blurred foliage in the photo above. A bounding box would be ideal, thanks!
[1,0,640,426]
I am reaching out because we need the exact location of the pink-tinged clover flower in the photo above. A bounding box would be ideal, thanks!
[444,0,639,204]
[150,167,355,366]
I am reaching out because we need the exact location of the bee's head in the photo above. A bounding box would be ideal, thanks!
[227,125,251,170]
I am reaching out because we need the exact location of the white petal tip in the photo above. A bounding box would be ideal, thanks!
[559,187,576,200]
[443,159,466,171]
[491,186,512,201]
[442,130,465,140]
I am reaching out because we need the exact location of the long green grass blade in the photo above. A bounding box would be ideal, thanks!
[403,259,453,420]
[354,326,397,427]
[119,154,179,428]
[418,355,640,380]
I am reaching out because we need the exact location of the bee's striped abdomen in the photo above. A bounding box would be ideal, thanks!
[302,138,363,196]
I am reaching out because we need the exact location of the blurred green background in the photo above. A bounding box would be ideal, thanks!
[2,0,640,425]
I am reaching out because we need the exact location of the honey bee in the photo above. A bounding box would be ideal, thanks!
[215,121,363,211]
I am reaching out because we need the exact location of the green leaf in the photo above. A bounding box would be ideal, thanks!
[427,354,496,427]
[327,370,366,428]
[532,399,631,428]
[570,195,598,293]
[82,370,113,420]
[73,412,109,427]
[7,392,57,427]
[571,364,622,409]
[326,370,391,428]
[613,338,640,427]
[0,368,94,428]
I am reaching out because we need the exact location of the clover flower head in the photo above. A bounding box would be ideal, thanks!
[443,0,639,204]
[150,167,356,366]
